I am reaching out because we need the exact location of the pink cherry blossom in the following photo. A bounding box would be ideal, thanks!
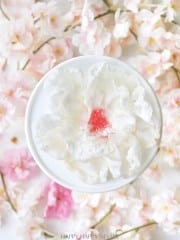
[160,0,180,22]
[0,96,15,133]
[36,1,68,35]
[72,3,113,56]
[73,19,111,55]
[151,190,180,233]
[43,182,73,219]
[144,163,161,181]
[160,89,180,167]
[50,38,73,64]
[8,17,36,51]
[128,50,175,92]
[0,148,39,181]
[0,70,36,116]
[135,9,177,50]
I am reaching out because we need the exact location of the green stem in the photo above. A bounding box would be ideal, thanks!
[103,0,112,8]
[0,0,10,20]
[64,22,80,32]
[161,14,179,25]
[21,59,30,71]
[172,66,180,83]
[172,20,179,25]
[42,230,56,238]
[0,172,17,212]
[130,28,138,40]
[94,9,115,20]
[91,204,116,229]
[105,222,157,240]
[41,204,116,238]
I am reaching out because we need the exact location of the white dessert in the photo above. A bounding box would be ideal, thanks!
[35,62,160,184]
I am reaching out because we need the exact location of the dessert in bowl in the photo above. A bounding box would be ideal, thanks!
[25,56,162,192]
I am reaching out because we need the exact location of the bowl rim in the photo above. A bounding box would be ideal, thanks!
[25,55,163,193]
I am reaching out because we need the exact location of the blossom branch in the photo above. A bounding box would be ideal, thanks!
[161,14,179,26]
[21,37,56,70]
[172,66,180,83]
[64,9,115,32]
[63,22,80,32]
[103,0,112,8]
[22,9,115,70]
[94,9,115,20]
[0,0,10,20]
[33,37,56,54]
[129,28,138,40]
[0,171,17,212]
[105,221,157,240]
[91,204,116,229]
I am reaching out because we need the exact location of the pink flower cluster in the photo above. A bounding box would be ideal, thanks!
[0,148,38,181]
[43,182,74,219]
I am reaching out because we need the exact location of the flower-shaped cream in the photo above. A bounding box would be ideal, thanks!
[36,62,160,184]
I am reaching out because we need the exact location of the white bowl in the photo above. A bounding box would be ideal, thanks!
[25,56,162,193]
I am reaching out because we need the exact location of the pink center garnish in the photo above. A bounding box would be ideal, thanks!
[88,108,109,133]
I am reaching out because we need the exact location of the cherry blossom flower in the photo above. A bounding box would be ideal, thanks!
[160,89,180,167]
[31,2,48,21]
[135,9,174,50]
[72,3,113,56]
[72,192,101,208]
[43,182,73,219]
[17,177,47,217]
[0,69,36,116]
[73,19,112,55]
[124,0,142,13]
[144,163,161,181]
[0,148,39,181]
[151,190,180,233]
[129,50,174,91]
[0,96,15,133]
[8,17,36,51]
[36,0,69,35]
[113,9,131,39]
[17,213,45,240]
[137,11,180,51]
[50,38,73,64]
[160,0,180,22]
